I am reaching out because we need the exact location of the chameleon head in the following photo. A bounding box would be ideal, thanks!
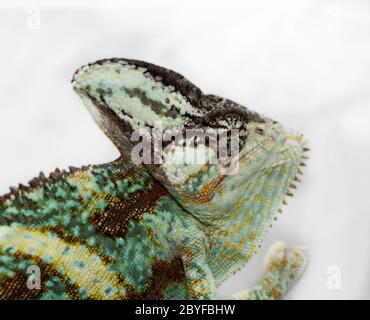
[72,59,307,224]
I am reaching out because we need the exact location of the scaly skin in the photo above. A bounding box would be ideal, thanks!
[0,58,309,299]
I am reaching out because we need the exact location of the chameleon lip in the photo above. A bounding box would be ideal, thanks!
[74,87,136,149]
[197,126,304,200]
[175,126,286,203]
[198,130,285,196]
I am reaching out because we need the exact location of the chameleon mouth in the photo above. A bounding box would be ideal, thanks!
[76,87,134,132]
[176,126,287,203]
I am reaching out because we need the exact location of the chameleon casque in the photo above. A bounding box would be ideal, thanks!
[0,58,310,300]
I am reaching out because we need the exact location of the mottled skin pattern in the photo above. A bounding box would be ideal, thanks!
[0,58,309,300]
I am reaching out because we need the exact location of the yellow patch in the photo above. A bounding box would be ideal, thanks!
[0,225,121,299]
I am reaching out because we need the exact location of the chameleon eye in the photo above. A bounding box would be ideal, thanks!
[202,108,244,129]
[255,127,264,135]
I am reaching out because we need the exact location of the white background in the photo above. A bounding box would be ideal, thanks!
[0,0,369,299]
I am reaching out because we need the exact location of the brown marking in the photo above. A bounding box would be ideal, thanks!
[0,273,45,300]
[0,258,77,300]
[89,182,167,238]
[126,257,185,300]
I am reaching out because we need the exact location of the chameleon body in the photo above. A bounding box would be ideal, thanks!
[0,58,309,300]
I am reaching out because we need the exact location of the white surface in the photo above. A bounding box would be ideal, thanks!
[0,0,369,299]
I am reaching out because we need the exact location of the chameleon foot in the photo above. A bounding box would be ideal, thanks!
[232,241,310,300]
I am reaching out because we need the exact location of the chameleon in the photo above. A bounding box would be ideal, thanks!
[0,58,310,300]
